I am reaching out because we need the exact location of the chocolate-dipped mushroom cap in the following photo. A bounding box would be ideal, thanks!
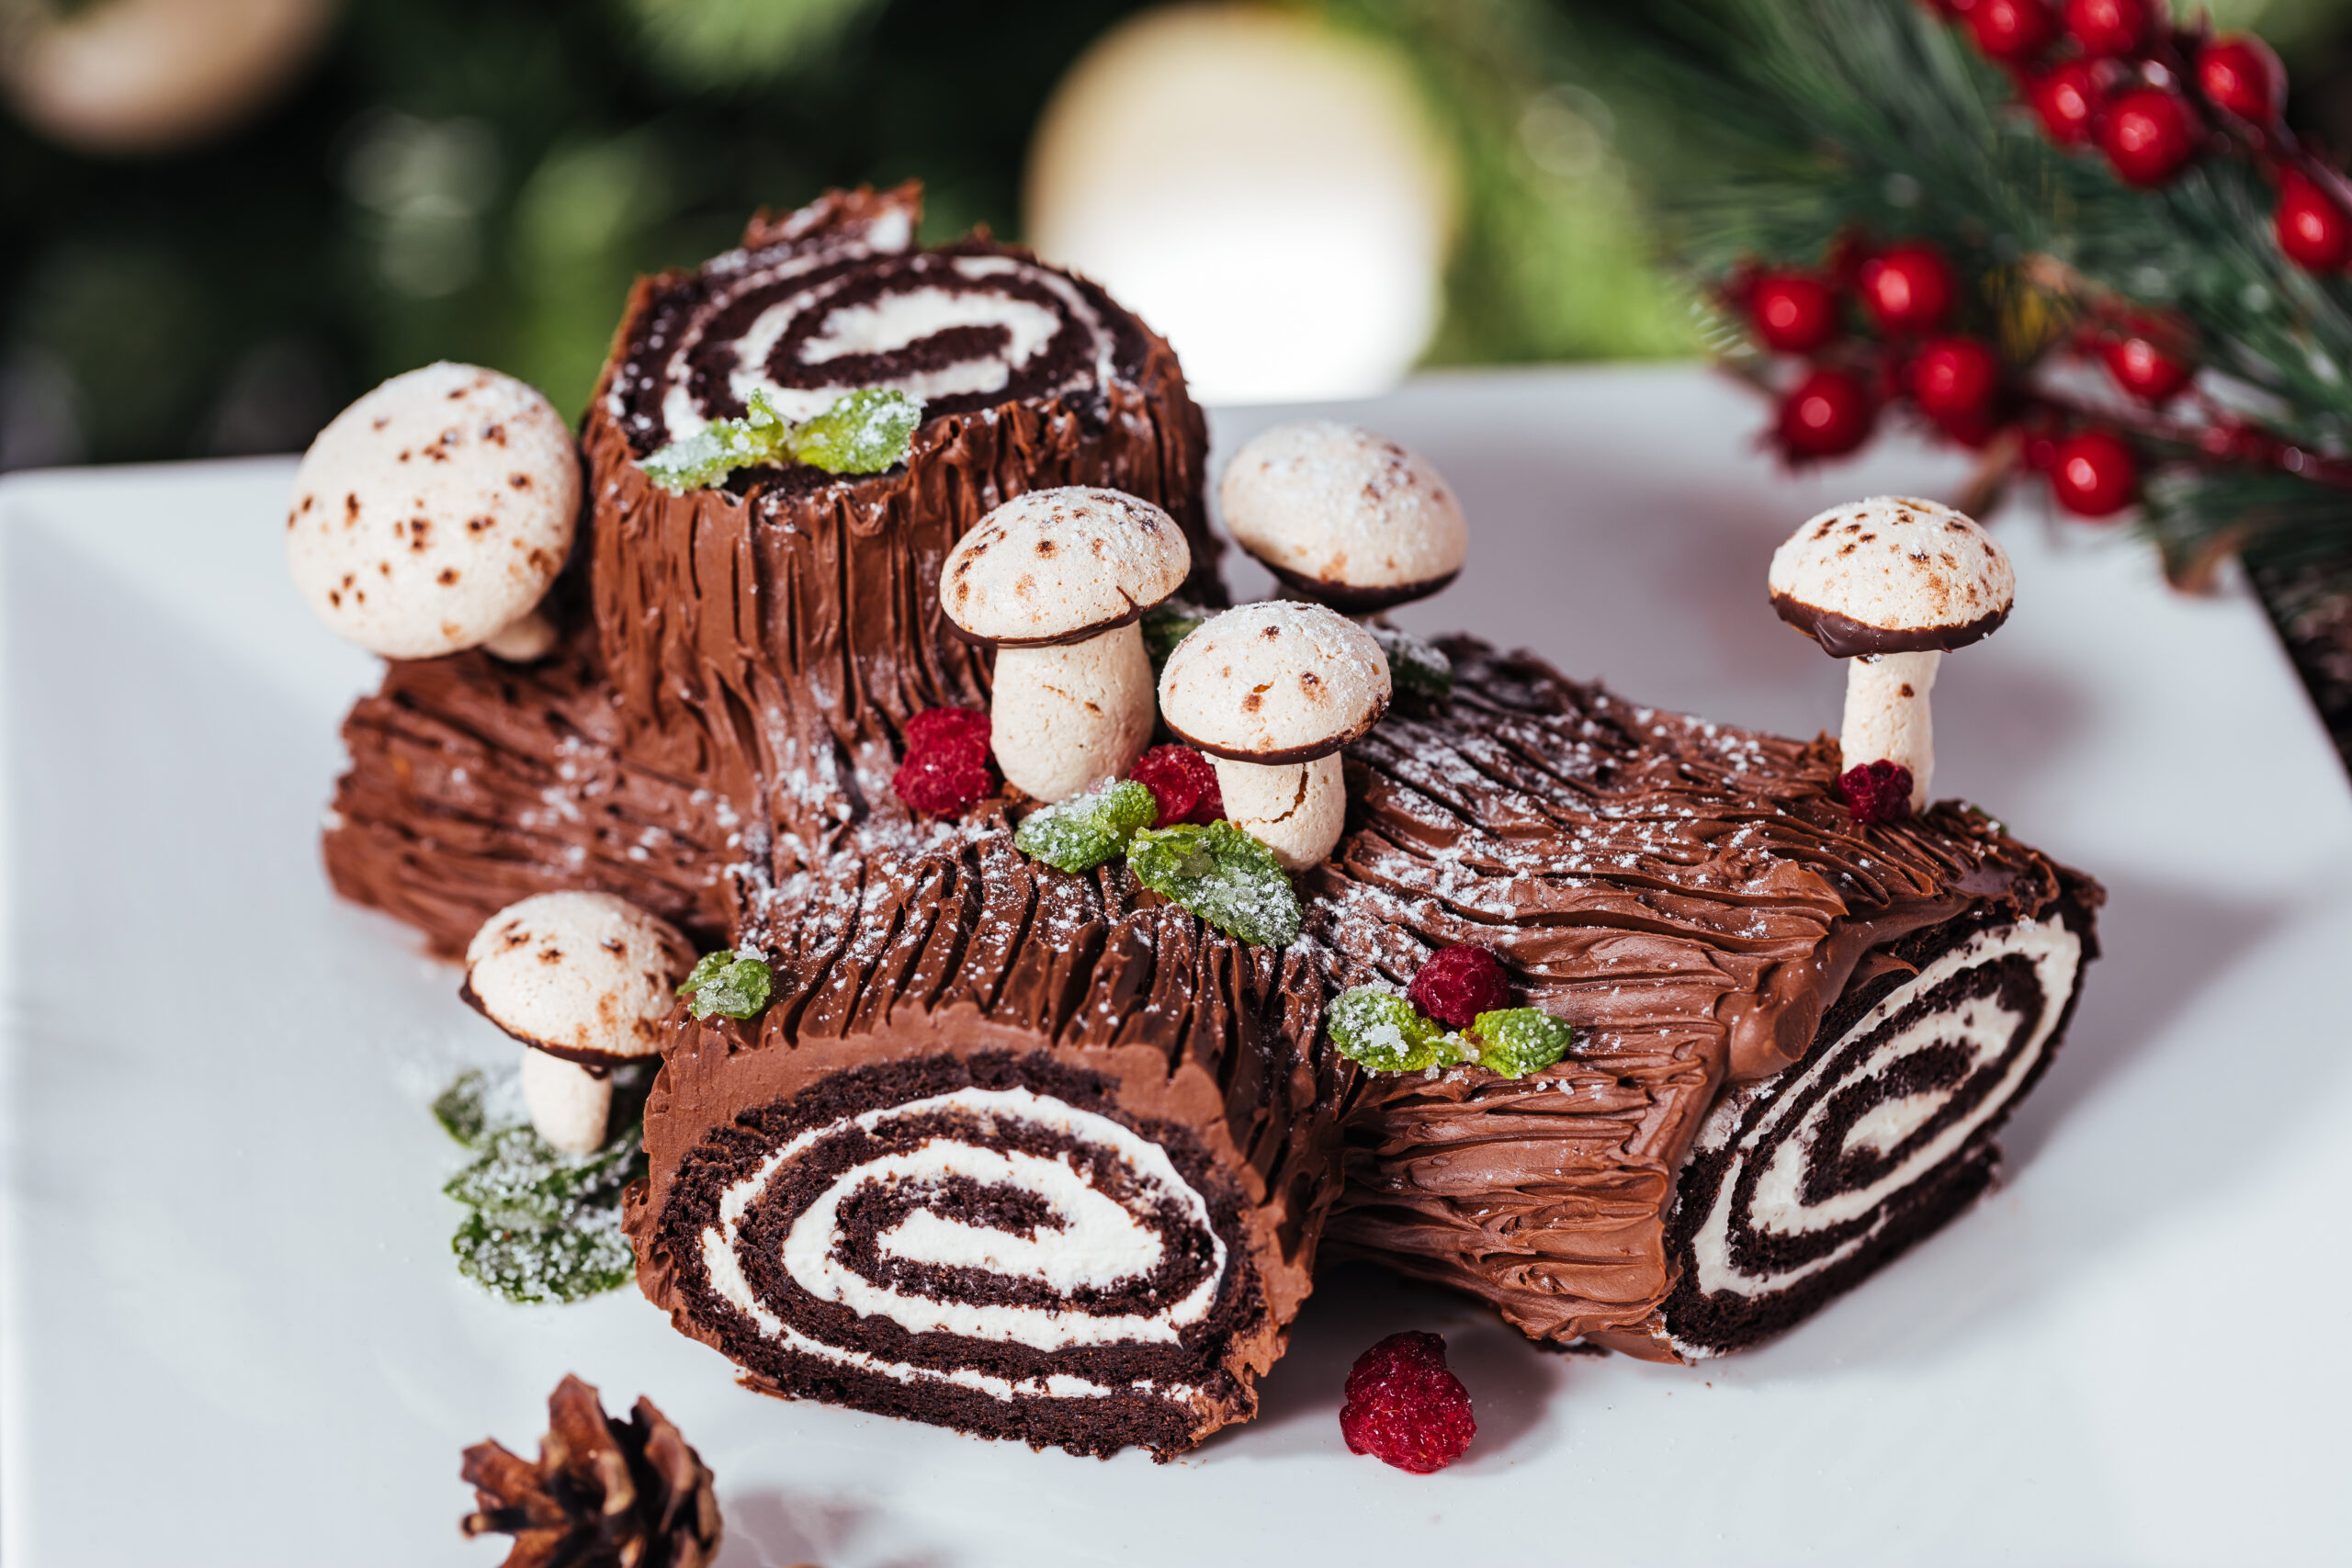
[1157,600,1390,870]
[287,363,579,662]
[1768,495,2015,812]
[1218,422,1467,614]
[941,486,1191,803]
[463,892,697,1153]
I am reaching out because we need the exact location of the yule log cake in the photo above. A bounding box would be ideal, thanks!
[292,184,2100,1457]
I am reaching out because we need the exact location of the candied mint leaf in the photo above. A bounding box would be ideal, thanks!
[1468,1008,1575,1078]
[437,1066,649,1304]
[433,1069,491,1146]
[1127,820,1303,947]
[679,950,735,995]
[785,388,923,475]
[1371,624,1453,701]
[1141,599,1211,671]
[1328,987,1450,1072]
[1014,779,1158,872]
[640,389,794,493]
[686,954,773,1021]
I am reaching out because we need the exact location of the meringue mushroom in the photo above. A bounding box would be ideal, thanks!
[1217,421,1467,613]
[287,362,579,661]
[941,487,1193,803]
[1156,601,1390,870]
[1768,496,2016,811]
[462,892,696,1154]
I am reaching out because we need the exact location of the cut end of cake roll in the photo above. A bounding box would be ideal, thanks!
[1657,888,2099,1359]
[625,820,1344,1461]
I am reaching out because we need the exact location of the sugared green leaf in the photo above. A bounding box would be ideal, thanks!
[1327,986,1451,1072]
[1466,1007,1576,1078]
[436,1066,650,1304]
[1015,778,1159,872]
[1141,598,1212,672]
[1371,624,1454,701]
[682,951,773,1020]
[784,387,922,474]
[640,388,794,491]
[1126,820,1302,947]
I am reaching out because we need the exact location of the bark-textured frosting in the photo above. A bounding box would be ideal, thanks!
[622,808,1343,1459]
[582,185,1219,844]
[1307,640,2098,1359]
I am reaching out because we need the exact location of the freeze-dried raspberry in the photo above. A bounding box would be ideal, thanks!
[1407,944,1510,1030]
[1837,760,1914,824]
[903,705,990,759]
[893,747,993,817]
[1339,1331,1475,1474]
[1128,743,1223,827]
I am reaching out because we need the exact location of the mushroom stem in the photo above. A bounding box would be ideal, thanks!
[520,1047,611,1155]
[1210,751,1347,872]
[990,623,1156,802]
[482,609,558,662]
[1840,650,1939,810]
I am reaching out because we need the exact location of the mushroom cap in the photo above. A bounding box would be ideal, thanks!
[1768,495,2015,658]
[462,891,696,1064]
[1218,421,1466,609]
[940,486,1192,646]
[1158,600,1391,762]
[287,362,579,660]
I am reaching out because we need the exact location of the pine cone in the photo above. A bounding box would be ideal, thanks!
[461,1373,723,1568]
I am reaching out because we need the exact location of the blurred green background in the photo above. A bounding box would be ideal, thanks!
[4,0,2348,468]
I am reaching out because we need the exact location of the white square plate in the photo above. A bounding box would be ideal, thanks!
[6,367,2347,1566]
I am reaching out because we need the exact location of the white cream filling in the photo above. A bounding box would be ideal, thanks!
[655,254,1119,441]
[696,1085,1223,1402]
[1688,919,2082,1303]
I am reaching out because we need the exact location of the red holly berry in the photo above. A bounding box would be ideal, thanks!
[2099,86,2200,186]
[2050,429,2140,516]
[1836,761,1915,825]
[1777,367,1877,459]
[1909,337,2001,423]
[1966,0,2055,61]
[1128,743,1224,827]
[2197,34,2286,124]
[1748,272,1839,353]
[2098,330,2193,402]
[2029,60,2105,145]
[1859,243,1956,334]
[1407,945,1511,1030]
[1339,1332,1476,1475]
[2062,0,2148,57]
[2276,170,2352,273]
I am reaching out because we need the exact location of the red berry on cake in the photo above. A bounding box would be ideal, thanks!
[1407,944,1510,1030]
[904,705,990,756]
[1339,1332,1476,1474]
[1129,742,1225,827]
[1837,760,1917,824]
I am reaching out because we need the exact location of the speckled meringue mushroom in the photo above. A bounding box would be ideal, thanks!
[940,486,1192,802]
[287,362,579,661]
[461,891,697,1154]
[1769,495,2016,811]
[1217,421,1467,613]
[1157,600,1390,870]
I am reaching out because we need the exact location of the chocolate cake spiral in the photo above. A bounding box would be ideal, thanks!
[1659,906,2089,1356]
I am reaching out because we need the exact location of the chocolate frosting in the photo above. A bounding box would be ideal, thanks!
[1305,640,2098,1357]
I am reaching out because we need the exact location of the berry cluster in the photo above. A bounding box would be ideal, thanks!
[891,706,996,817]
[1725,2,2352,526]
[1128,743,1225,827]
[1339,1332,1476,1474]
[1836,759,1917,825]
